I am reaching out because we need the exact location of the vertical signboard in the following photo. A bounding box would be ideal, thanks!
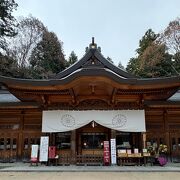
[110,138,117,165]
[31,145,39,162]
[39,136,49,162]
[103,141,110,165]
[48,146,56,159]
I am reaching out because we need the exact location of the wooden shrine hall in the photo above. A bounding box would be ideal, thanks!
[0,38,180,164]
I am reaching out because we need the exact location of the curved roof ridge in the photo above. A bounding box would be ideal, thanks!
[54,49,93,79]
[93,49,135,78]
[54,40,136,79]
[0,71,180,88]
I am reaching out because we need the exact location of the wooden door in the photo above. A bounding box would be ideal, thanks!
[80,132,108,155]
[0,132,19,162]
[22,133,41,161]
[170,132,180,162]
[76,122,110,155]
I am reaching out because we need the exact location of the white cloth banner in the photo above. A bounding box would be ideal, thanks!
[42,110,146,132]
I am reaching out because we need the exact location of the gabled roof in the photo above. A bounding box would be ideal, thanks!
[0,38,179,92]
[0,38,180,108]
[54,38,135,79]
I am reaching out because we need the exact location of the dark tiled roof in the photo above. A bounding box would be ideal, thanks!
[0,39,179,90]
[54,47,135,79]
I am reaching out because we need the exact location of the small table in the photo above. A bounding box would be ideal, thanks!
[117,156,143,166]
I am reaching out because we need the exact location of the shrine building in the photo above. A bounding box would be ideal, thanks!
[0,38,180,163]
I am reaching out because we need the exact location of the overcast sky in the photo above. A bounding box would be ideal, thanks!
[14,0,180,67]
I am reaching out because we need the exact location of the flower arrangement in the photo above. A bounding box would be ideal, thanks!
[147,145,156,155]
[158,144,168,154]
[158,144,168,166]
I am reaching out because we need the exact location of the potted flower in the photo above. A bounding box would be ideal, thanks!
[157,144,168,166]
[158,144,168,155]
[147,145,156,156]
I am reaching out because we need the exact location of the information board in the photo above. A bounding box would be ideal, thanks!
[31,144,39,162]
[110,139,117,165]
[48,146,56,159]
[103,141,110,165]
[39,136,49,162]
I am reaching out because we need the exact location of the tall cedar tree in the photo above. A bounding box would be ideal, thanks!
[126,29,158,76]
[30,31,66,79]
[126,29,176,77]
[67,51,78,67]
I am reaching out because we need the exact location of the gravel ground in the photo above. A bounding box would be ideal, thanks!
[0,172,180,180]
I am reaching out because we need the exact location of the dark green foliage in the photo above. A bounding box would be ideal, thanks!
[0,0,18,49]
[0,52,18,77]
[0,14,66,79]
[126,28,179,78]
[136,29,158,55]
[126,29,159,77]
[30,31,66,79]
[172,52,180,75]
[67,51,78,67]
[126,57,140,76]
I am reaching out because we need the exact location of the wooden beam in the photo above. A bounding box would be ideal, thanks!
[40,95,51,107]
[77,95,110,101]
[69,88,76,104]
[40,95,46,104]
[111,88,117,104]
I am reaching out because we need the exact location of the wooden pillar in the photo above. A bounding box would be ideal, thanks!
[71,130,76,155]
[142,132,146,149]
[18,110,24,160]
[163,109,168,132]
[111,129,116,139]
[49,133,52,146]
[163,109,170,151]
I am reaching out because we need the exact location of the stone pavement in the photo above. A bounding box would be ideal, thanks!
[0,162,180,172]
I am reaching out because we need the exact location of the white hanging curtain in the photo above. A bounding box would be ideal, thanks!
[42,110,146,133]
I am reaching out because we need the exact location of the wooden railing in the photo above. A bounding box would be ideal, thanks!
[57,154,103,166]
[0,150,17,162]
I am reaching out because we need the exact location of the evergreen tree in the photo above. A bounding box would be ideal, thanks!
[0,52,18,77]
[136,29,158,55]
[67,51,78,66]
[126,57,140,75]
[126,29,176,78]
[30,31,66,79]
[0,0,18,50]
